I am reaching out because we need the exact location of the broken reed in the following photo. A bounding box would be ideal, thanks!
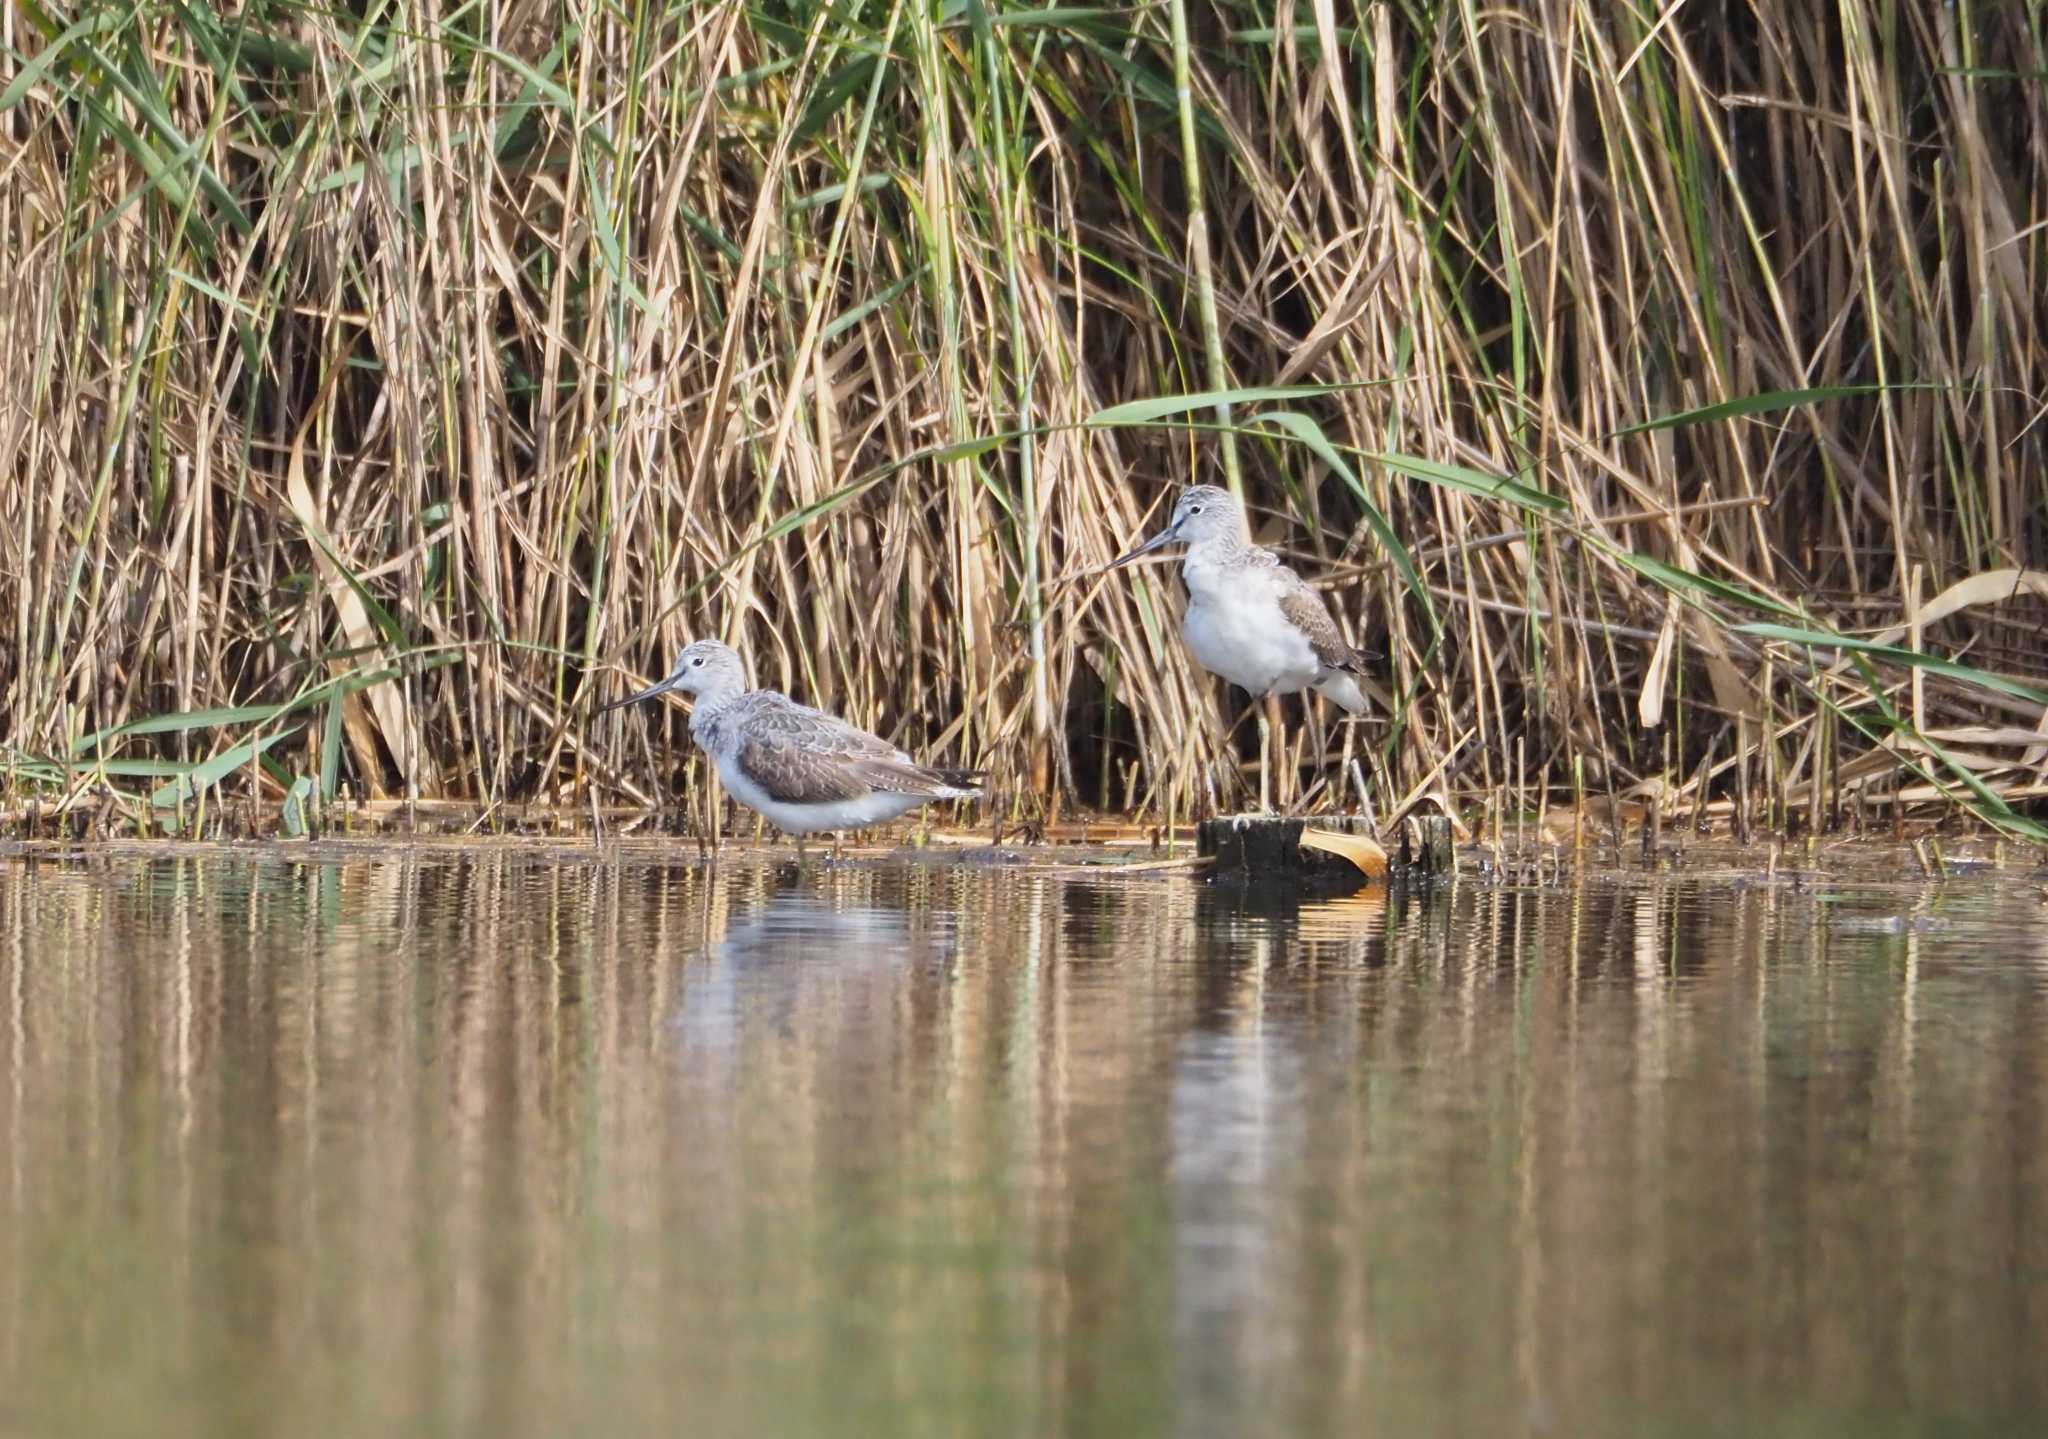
[2,1,2045,836]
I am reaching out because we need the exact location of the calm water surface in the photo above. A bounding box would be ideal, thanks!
[2,850,2046,1437]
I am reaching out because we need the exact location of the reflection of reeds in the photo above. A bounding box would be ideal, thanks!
[5,858,2047,1428]
[2,5,2044,831]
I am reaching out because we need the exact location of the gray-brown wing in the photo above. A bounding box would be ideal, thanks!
[734,697,971,804]
[1275,570,1370,673]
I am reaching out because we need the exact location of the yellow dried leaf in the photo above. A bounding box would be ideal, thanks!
[1299,827,1390,880]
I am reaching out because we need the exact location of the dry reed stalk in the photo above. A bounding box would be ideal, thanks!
[0,2,2043,837]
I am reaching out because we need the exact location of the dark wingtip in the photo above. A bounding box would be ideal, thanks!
[920,767,987,797]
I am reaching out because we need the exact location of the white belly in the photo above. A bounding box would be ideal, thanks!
[710,753,931,836]
[1183,592,1319,697]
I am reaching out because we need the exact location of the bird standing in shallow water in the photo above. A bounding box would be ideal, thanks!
[1111,485,1371,811]
[602,640,983,849]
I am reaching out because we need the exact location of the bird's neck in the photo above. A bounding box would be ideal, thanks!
[687,684,748,733]
[1182,531,1251,574]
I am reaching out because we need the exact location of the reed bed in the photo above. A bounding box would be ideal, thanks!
[2,0,2045,838]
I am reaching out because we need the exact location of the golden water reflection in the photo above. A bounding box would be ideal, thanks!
[1,854,2045,1437]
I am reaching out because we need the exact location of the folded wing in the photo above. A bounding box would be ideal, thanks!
[1275,571,1372,674]
[734,698,982,805]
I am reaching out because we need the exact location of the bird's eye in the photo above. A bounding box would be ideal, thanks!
[690,657,704,668]
[1190,504,1204,514]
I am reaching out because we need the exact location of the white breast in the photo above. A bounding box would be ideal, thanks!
[1179,562,1319,697]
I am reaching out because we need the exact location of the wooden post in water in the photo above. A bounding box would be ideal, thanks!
[1398,814,1456,876]
[1196,812,1454,886]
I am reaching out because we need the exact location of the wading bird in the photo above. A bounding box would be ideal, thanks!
[603,640,983,848]
[1111,485,1371,810]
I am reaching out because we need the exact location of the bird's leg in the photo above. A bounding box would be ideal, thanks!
[1263,692,1288,812]
[1256,702,1273,814]
[1218,687,1250,809]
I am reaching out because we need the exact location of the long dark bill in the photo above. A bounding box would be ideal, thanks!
[599,676,679,714]
[1108,524,1180,569]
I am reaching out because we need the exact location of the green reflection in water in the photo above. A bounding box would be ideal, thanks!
[1,854,2045,1437]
